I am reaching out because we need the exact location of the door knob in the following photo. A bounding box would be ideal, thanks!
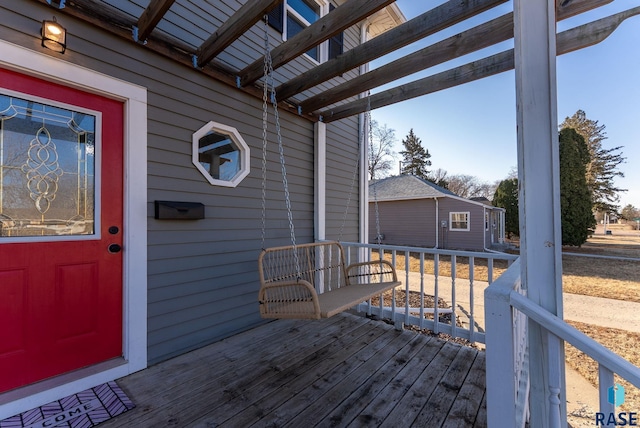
[108,243,122,253]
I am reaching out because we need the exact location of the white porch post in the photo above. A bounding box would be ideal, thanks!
[514,0,566,426]
[359,112,369,244]
[314,121,327,241]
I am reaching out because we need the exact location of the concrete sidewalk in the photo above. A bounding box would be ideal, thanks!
[564,293,640,333]
[401,271,640,334]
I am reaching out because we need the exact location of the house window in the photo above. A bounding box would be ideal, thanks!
[268,1,343,63]
[192,121,250,188]
[450,212,470,231]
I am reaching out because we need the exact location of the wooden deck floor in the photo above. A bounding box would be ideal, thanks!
[102,313,486,427]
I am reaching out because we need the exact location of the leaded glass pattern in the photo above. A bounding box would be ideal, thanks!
[0,92,96,237]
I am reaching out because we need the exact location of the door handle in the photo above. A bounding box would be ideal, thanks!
[108,243,122,254]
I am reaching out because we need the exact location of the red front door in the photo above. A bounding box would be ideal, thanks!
[0,68,124,393]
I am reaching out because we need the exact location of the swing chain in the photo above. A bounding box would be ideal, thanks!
[367,96,383,247]
[338,127,360,242]
[261,16,301,280]
[261,19,269,251]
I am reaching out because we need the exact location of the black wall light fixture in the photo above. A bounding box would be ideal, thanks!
[41,17,66,53]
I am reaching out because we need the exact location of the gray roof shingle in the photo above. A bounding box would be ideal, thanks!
[369,175,458,200]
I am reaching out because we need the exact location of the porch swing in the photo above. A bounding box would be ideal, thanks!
[257,18,400,320]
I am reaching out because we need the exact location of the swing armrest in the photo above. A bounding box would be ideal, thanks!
[345,260,399,285]
[258,279,321,319]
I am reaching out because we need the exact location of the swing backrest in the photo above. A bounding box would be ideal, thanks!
[259,241,349,293]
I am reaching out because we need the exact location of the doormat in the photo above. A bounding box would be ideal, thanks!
[0,381,135,428]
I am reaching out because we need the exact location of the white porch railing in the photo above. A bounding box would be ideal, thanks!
[338,241,518,344]
[485,259,640,427]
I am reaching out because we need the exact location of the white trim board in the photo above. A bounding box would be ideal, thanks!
[0,40,148,420]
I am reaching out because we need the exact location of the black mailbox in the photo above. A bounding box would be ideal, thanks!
[154,201,205,220]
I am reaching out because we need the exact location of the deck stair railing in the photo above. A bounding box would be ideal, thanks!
[337,241,517,344]
[485,259,640,427]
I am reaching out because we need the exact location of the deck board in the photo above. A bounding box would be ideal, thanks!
[101,313,486,428]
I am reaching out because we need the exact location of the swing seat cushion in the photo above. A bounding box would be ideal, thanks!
[258,241,401,319]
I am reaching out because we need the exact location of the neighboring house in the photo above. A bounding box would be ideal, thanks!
[369,175,505,251]
[0,0,404,417]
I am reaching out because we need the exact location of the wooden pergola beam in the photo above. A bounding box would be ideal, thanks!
[238,0,395,87]
[196,0,282,68]
[30,0,313,121]
[302,13,515,114]
[321,52,514,123]
[321,7,640,123]
[277,0,608,102]
[136,0,176,42]
[136,0,175,41]
[303,0,617,114]
[556,0,614,20]
[275,0,509,101]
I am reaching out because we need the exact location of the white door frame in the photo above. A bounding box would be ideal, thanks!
[0,40,148,419]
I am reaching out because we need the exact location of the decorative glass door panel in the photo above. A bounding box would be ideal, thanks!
[0,92,98,238]
[0,68,123,393]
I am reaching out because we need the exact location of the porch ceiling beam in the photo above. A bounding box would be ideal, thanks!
[238,0,396,87]
[321,51,514,123]
[277,0,610,102]
[136,0,176,42]
[29,0,313,121]
[556,0,615,20]
[302,13,515,114]
[275,0,509,101]
[196,0,282,68]
[321,7,640,123]
[302,0,615,114]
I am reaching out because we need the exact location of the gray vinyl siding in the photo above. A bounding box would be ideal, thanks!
[369,199,437,248]
[1,2,361,365]
[369,197,490,251]
[438,199,485,251]
[325,116,361,242]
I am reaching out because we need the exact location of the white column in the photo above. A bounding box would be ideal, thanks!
[359,112,369,244]
[514,0,566,426]
[314,121,326,241]
[359,22,371,245]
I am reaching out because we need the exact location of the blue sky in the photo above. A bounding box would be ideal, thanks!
[371,1,640,210]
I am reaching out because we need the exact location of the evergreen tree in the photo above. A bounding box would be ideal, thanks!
[399,129,431,179]
[492,178,519,238]
[559,128,596,246]
[560,110,626,213]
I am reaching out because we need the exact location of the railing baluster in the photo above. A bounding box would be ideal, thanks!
[547,332,563,428]
[434,253,439,334]
[598,364,615,416]
[337,241,517,343]
[404,250,410,326]
[488,257,494,284]
[419,252,425,330]
[469,256,475,343]
[451,255,457,338]
[367,246,373,315]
